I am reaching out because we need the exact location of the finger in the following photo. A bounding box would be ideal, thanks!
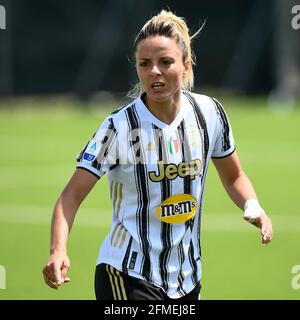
[63,277,71,283]
[261,230,270,243]
[261,220,271,235]
[261,220,271,233]
[263,221,273,236]
[61,263,70,283]
[262,238,271,244]
[49,280,59,289]
[43,266,56,283]
[61,263,69,278]
[59,276,71,284]
[43,271,58,289]
[266,230,273,242]
[52,262,62,285]
[262,230,272,244]
[261,219,273,243]
[47,280,59,289]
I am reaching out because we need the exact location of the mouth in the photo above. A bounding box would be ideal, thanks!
[151,82,165,89]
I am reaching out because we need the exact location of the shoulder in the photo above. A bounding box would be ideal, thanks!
[183,91,223,114]
[108,99,137,121]
[100,99,137,130]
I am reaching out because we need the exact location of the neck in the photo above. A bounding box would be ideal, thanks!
[144,91,181,125]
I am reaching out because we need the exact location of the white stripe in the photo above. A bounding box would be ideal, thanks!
[0,204,298,233]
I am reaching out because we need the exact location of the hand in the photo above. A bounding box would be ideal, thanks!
[243,212,273,244]
[43,252,71,289]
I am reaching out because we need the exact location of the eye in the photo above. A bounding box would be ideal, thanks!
[139,61,149,67]
[162,59,172,66]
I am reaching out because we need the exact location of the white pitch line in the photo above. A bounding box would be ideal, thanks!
[0,204,112,228]
[0,204,299,233]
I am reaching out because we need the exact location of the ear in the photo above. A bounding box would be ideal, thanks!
[183,60,190,77]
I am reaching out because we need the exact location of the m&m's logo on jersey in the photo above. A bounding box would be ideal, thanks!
[156,194,198,224]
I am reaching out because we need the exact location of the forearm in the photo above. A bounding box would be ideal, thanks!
[49,169,98,254]
[43,169,98,289]
[212,152,259,211]
[50,191,80,254]
[212,144,272,244]
[222,171,257,211]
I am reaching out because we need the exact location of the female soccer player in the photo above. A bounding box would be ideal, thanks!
[43,10,273,300]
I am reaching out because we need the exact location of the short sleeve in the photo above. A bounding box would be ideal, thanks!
[211,98,235,158]
[76,116,118,178]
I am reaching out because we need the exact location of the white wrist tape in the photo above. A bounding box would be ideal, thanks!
[243,199,263,221]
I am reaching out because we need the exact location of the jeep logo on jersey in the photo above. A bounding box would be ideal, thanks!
[156,194,198,224]
[149,159,202,182]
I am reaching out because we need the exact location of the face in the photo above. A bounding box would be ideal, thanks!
[135,36,189,104]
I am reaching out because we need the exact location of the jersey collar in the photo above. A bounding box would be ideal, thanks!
[135,91,191,130]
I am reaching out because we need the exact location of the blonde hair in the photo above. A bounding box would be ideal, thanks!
[128,10,204,98]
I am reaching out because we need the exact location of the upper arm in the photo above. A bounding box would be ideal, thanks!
[212,151,244,186]
[61,168,99,206]
[76,116,118,179]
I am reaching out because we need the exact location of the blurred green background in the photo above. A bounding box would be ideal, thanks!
[0,97,299,300]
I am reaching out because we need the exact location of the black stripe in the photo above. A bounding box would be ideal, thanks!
[183,92,211,287]
[92,117,117,171]
[188,239,198,287]
[125,104,152,281]
[122,236,133,274]
[212,98,231,152]
[160,130,171,201]
[176,240,187,297]
[183,92,210,208]
[153,125,173,292]
[177,120,194,231]
[177,120,192,195]
[175,120,192,297]
[152,124,163,172]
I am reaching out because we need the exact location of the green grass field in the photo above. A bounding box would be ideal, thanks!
[0,96,299,300]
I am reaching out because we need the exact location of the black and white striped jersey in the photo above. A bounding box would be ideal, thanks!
[76,91,235,298]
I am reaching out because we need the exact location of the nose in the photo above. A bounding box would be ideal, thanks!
[150,64,161,76]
